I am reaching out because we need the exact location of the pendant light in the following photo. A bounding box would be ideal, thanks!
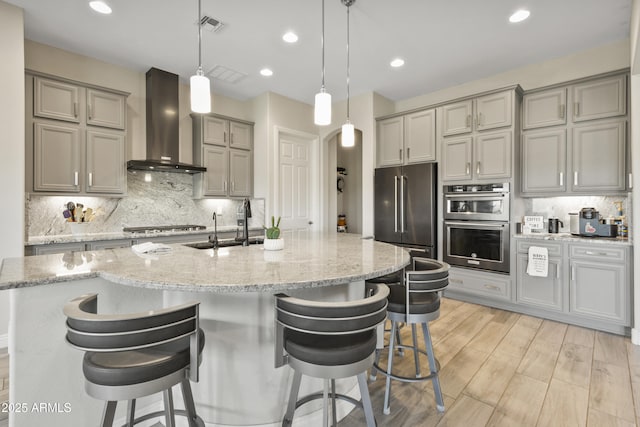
[314,0,331,126]
[190,0,211,113]
[341,0,355,147]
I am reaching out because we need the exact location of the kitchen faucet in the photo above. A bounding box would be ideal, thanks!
[209,212,219,249]
[242,198,252,246]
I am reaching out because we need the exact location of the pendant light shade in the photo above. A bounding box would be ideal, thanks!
[190,0,211,113]
[341,0,355,147]
[314,0,331,126]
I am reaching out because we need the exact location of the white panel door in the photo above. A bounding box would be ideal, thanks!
[279,134,312,230]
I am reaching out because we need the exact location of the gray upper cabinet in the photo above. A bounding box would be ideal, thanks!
[86,89,126,130]
[442,90,513,136]
[572,74,626,122]
[34,77,80,123]
[376,109,435,167]
[193,114,254,198]
[522,88,567,130]
[441,100,473,136]
[521,72,629,196]
[442,131,512,181]
[521,129,567,193]
[442,136,473,181]
[27,73,128,196]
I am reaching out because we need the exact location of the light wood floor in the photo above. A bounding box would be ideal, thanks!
[1,299,639,427]
[340,298,640,427]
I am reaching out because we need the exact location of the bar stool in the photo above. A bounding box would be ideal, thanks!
[63,293,205,427]
[274,283,390,427]
[370,258,449,415]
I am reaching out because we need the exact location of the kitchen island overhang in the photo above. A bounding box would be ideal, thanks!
[0,231,410,427]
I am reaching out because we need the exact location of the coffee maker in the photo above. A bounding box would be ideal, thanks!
[578,207,617,237]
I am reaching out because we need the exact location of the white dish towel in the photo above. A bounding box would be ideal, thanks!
[526,246,549,277]
[131,242,172,255]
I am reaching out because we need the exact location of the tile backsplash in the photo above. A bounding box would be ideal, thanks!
[26,171,265,238]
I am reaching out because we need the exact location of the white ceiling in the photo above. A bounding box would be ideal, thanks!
[7,0,632,105]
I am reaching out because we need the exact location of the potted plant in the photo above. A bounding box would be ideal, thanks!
[263,216,284,251]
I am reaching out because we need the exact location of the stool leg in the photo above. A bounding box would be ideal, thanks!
[357,372,376,427]
[331,379,337,427]
[370,349,381,381]
[411,324,421,377]
[180,378,199,427]
[125,399,136,426]
[322,379,330,427]
[383,320,398,415]
[283,371,302,427]
[395,325,404,357]
[421,323,445,412]
[163,388,176,427]
[101,401,117,427]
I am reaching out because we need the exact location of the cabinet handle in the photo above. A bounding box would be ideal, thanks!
[450,278,463,284]
[478,113,483,126]
[88,172,93,187]
[466,115,471,127]
[476,161,481,175]
[224,181,227,191]
[399,148,403,161]
[73,102,78,118]
[74,171,78,186]
[574,171,578,186]
[88,104,92,120]
[559,104,565,119]
[585,251,609,256]
[232,181,235,192]
[559,172,564,186]
[556,264,560,279]
[630,173,633,189]
[231,133,234,144]
[407,147,410,159]
[484,284,500,291]
[466,162,470,175]
[224,132,227,143]
[574,102,579,117]
[571,267,575,281]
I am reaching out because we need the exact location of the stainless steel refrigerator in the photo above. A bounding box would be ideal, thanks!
[374,163,437,258]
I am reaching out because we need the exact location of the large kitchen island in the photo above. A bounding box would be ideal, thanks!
[0,231,409,427]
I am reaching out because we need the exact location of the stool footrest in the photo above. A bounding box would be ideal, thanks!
[295,391,362,411]
[123,408,205,427]
[371,344,441,383]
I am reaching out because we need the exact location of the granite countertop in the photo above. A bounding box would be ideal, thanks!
[513,232,632,246]
[25,226,264,246]
[2,232,410,293]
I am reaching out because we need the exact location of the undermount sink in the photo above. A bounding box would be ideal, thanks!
[184,238,264,250]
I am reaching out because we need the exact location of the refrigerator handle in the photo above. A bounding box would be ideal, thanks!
[394,175,399,232]
[400,175,406,232]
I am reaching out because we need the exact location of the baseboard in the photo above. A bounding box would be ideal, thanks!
[0,334,7,350]
[632,328,640,346]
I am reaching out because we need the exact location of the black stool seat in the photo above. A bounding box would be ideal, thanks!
[83,329,205,386]
[387,285,440,315]
[284,330,376,366]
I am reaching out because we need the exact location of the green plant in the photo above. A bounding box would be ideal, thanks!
[265,216,281,239]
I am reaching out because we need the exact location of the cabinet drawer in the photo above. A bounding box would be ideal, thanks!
[569,244,626,262]
[516,240,563,257]
[447,269,511,300]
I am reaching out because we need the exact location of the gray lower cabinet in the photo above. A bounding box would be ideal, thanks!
[516,241,564,312]
[29,242,87,255]
[446,267,511,301]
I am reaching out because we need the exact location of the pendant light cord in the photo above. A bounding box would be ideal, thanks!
[321,0,326,90]
[346,2,350,119]
[197,0,203,74]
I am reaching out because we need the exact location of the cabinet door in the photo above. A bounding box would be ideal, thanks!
[570,260,628,325]
[521,129,566,194]
[572,75,626,122]
[229,149,252,197]
[86,89,126,129]
[33,77,80,123]
[377,117,404,167]
[474,130,511,179]
[404,109,435,163]
[32,242,86,255]
[202,146,228,196]
[571,120,626,192]
[517,254,563,311]
[203,116,229,146]
[442,136,472,181]
[523,88,567,130]
[475,91,512,131]
[229,121,252,150]
[87,239,134,250]
[33,122,81,192]
[441,100,473,136]
[86,130,126,194]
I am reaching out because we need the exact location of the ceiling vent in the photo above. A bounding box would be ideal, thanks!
[206,65,247,84]
[199,15,224,32]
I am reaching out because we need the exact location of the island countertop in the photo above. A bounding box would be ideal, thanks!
[0,231,410,293]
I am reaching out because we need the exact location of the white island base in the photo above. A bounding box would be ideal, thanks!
[9,277,367,427]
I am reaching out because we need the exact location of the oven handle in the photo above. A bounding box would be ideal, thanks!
[444,193,507,199]
[446,221,508,228]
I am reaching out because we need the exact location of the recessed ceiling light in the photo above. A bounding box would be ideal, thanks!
[390,58,405,68]
[260,68,273,77]
[89,1,112,14]
[282,32,298,43]
[509,9,530,23]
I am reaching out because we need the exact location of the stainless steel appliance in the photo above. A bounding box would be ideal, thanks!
[443,183,510,273]
[374,163,437,258]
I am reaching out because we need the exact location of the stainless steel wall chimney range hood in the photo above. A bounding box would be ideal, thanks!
[126,68,206,174]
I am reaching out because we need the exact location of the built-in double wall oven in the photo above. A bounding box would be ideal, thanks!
[443,183,510,274]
